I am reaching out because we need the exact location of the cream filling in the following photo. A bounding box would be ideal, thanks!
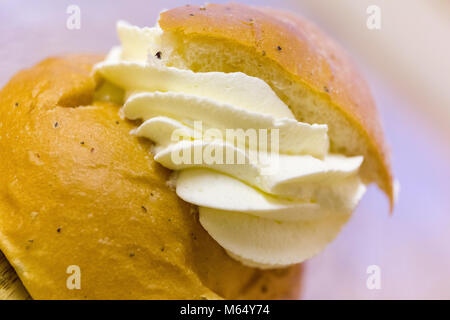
[93,21,367,269]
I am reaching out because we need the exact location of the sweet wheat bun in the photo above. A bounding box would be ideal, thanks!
[0,3,392,300]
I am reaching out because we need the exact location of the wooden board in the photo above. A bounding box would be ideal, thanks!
[0,252,30,300]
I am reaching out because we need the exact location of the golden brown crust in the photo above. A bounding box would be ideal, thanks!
[0,54,301,299]
[159,3,394,208]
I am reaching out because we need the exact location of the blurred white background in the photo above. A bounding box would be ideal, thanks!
[1,0,449,299]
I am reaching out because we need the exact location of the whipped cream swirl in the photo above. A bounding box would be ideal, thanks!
[94,21,366,268]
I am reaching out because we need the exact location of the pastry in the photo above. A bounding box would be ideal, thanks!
[0,3,393,299]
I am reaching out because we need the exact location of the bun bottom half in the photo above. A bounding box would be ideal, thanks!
[0,55,302,299]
